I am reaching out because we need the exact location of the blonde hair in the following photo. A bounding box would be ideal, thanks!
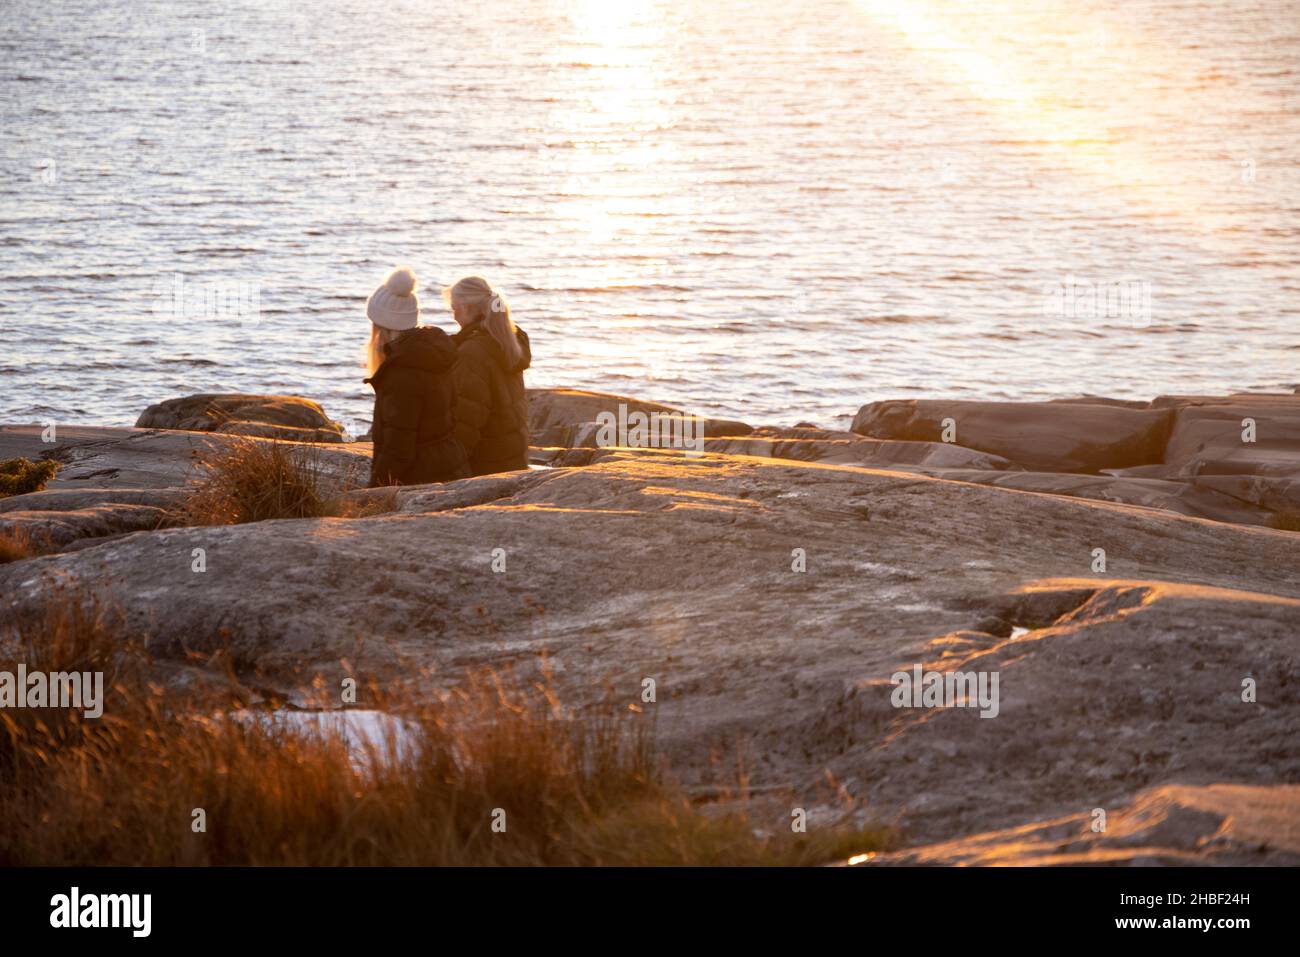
[445,276,523,369]
[366,324,399,377]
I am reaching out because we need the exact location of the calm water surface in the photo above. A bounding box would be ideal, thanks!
[2,0,1298,433]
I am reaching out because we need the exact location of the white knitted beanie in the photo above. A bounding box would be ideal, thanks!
[367,267,419,330]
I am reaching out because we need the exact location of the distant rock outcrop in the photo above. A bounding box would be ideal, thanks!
[845,392,1300,528]
[1157,395,1300,478]
[701,426,1019,471]
[851,398,1174,473]
[135,394,345,443]
[528,388,752,446]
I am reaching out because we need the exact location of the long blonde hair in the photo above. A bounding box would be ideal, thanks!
[366,324,398,377]
[445,276,523,369]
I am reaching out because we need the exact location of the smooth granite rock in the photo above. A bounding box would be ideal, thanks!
[856,784,1300,866]
[4,447,1298,849]
[1160,400,1300,478]
[135,393,345,443]
[851,399,1174,473]
[528,388,752,444]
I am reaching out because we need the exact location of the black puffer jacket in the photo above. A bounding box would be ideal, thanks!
[366,327,470,487]
[451,322,532,475]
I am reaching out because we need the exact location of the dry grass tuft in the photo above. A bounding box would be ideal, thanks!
[0,526,38,564]
[181,438,383,525]
[0,587,144,775]
[182,438,332,524]
[0,589,890,866]
[0,457,59,498]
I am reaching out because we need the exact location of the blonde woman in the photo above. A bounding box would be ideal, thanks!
[363,267,468,487]
[444,276,532,475]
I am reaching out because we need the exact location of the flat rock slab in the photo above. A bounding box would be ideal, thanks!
[1161,403,1300,478]
[0,502,177,547]
[528,387,752,443]
[1152,392,1300,410]
[820,577,1300,843]
[540,423,1018,471]
[703,429,1019,471]
[858,783,1300,866]
[928,468,1270,525]
[0,425,372,492]
[1,426,204,490]
[0,486,189,514]
[4,449,1298,846]
[1193,473,1300,514]
[852,399,1174,473]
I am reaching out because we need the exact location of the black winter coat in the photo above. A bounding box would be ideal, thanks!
[366,327,470,487]
[451,322,532,476]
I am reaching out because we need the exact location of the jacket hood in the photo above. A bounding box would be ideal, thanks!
[454,322,531,374]
[367,326,459,384]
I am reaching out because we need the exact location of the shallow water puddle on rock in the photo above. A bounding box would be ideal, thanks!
[232,709,419,770]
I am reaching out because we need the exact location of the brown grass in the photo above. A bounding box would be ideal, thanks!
[181,438,385,525]
[0,526,37,564]
[0,587,143,775]
[0,590,890,866]
[0,457,59,498]
[1269,509,1300,532]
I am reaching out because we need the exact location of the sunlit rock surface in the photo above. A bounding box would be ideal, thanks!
[851,398,1175,473]
[1158,397,1300,479]
[0,425,370,491]
[0,425,370,547]
[854,784,1300,866]
[850,393,1300,526]
[3,391,1299,861]
[3,439,1298,856]
[528,387,752,445]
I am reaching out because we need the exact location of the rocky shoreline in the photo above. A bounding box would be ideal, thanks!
[2,387,1299,864]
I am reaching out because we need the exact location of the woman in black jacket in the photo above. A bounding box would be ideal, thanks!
[364,268,469,487]
[444,276,532,475]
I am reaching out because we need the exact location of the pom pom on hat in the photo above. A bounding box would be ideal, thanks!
[385,267,416,297]
[367,267,420,330]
